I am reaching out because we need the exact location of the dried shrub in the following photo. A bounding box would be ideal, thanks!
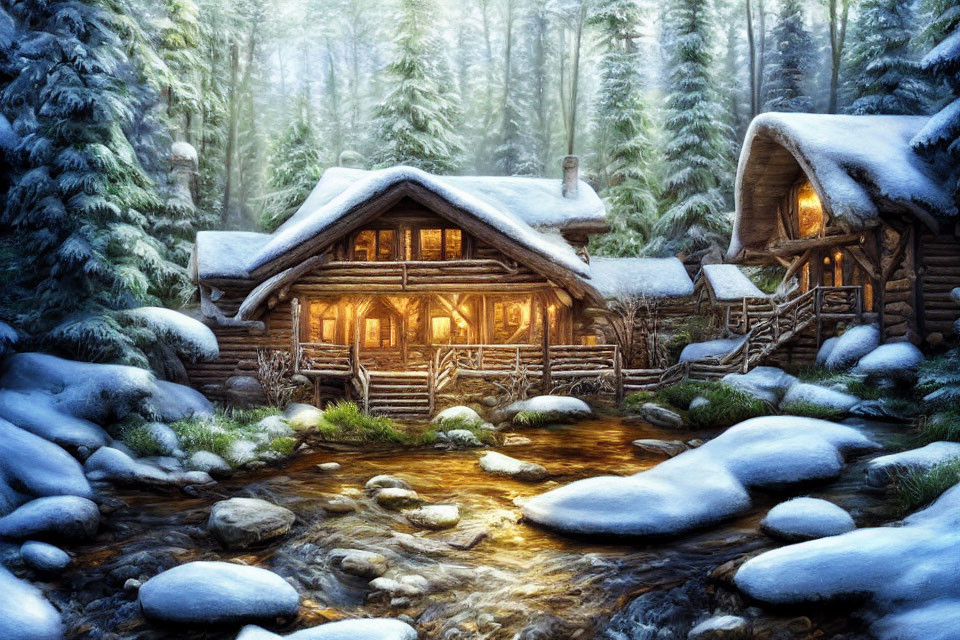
[256,348,297,408]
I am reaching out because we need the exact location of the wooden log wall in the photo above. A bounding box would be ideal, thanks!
[880,224,918,342]
[919,230,960,341]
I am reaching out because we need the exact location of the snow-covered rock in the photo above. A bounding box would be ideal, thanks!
[145,422,183,457]
[365,475,411,491]
[374,488,420,510]
[124,307,219,363]
[0,321,18,357]
[257,415,293,438]
[734,482,960,640]
[0,565,63,640]
[780,383,858,413]
[147,381,214,422]
[478,451,547,481]
[432,405,483,426]
[0,418,93,506]
[208,498,296,549]
[186,450,232,476]
[284,403,324,429]
[721,366,797,405]
[20,541,71,573]
[865,442,960,488]
[225,439,259,466]
[815,336,840,367]
[84,447,212,488]
[436,429,482,448]
[0,496,99,540]
[521,416,878,537]
[504,395,592,420]
[760,497,855,541]
[0,390,111,451]
[855,342,925,378]
[679,336,747,363]
[235,618,417,640]
[687,614,749,640]
[138,561,300,625]
[823,324,880,371]
[405,505,460,530]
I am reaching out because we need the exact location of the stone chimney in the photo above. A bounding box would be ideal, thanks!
[561,155,579,199]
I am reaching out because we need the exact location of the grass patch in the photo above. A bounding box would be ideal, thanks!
[435,415,484,431]
[625,381,770,430]
[895,458,960,514]
[269,437,297,455]
[121,423,165,457]
[170,417,238,457]
[320,401,407,444]
[896,410,960,450]
[780,401,846,420]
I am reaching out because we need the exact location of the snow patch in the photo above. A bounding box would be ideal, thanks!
[781,382,859,412]
[823,324,880,371]
[855,342,925,377]
[504,395,592,418]
[865,442,960,488]
[236,618,418,640]
[587,257,694,299]
[701,264,767,301]
[125,307,219,363]
[679,336,747,363]
[760,497,855,541]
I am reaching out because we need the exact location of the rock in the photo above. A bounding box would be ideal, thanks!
[521,416,878,537]
[365,475,411,492]
[502,435,533,446]
[0,417,94,502]
[330,549,388,579]
[316,462,341,473]
[481,396,499,408]
[865,442,960,488]
[0,565,63,640]
[319,495,357,514]
[781,383,858,413]
[721,366,797,405]
[145,422,183,456]
[850,399,915,421]
[291,374,312,387]
[679,337,747,363]
[432,406,483,426]
[186,450,232,476]
[284,403,324,429]
[225,440,259,467]
[855,342,925,379]
[439,429,482,448]
[923,385,960,409]
[0,389,112,453]
[369,577,401,594]
[257,415,294,438]
[124,578,142,594]
[633,439,688,457]
[639,403,683,429]
[224,376,267,407]
[235,618,417,640]
[478,451,547,481]
[688,615,749,640]
[84,447,193,488]
[503,396,592,421]
[816,336,840,367]
[208,498,296,549]
[689,396,710,410]
[445,528,488,550]
[20,541,71,573]
[148,381,214,423]
[823,324,880,371]
[406,505,460,530]
[396,574,430,597]
[375,488,420,510]
[759,497,855,541]
[0,496,99,541]
[138,561,300,625]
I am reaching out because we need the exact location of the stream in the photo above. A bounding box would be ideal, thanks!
[44,416,902,640]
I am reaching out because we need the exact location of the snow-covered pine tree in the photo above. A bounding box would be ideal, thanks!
[519,0,555,176]
[762,0,813,113]
[261,92,326,232]
[0,0,181,362]
[913,0,960,207]
[844,0,929,115]
[494,0,537,176]
[372,0,463,174]
[652,0,731,255]
[588,0,660,256]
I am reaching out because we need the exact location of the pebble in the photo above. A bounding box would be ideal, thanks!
[375,488,421,509]
[316,462,341,473]
[406,505,460,530]
[365,475,412,491]
[332,549,389,579]
[320,494,358,514]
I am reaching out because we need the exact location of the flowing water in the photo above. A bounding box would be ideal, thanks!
[48,417,902,640]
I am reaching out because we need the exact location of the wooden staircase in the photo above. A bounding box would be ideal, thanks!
[364,370,432,420]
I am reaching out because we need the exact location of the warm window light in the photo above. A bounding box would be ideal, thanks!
[420,229,442,260]
[581,335,597,346]
[432,316,451,342]
[445,229,462,260]
[797,182,824,238]
[364,318,381,348]
[354,230,376,261]
[322,318,336,343]
[834,251,844,286]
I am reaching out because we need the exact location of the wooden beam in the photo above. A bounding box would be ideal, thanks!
[765,233,862,257]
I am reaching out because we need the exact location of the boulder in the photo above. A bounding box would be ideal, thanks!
[823,324,880,371]
[225,376,267,407]
[632,439,688,457]
[639,403,683,429]
[721,366,797,405]
[781,383,858,413]
[84,447,210,488]
[865,442,960,488]
[478,451,547,481]
[316,462,341,473]
[145,422,183,456]
[436,429,482,448]
[503,396,592,421]
[148,381,214,423]
[855,342,925,379]
[0,496,99,541]
[0,389,111,452]
[208,498,296,549]
[284,403,324,429]
[679,337,747,363]
[257,415,294,438]
[0,417,94,502]
[0,565,63,640]
[186,450,232,476]
[406,505,460,530]
[20,541,71,573]
[235,618,417,640]
[365,475,411,492]
[318,495,357,514]
[138,561,300,625]
[374,488,420,510]
[687,615,749,640]
[329,549,388,579]
[815,336,840,367]
[432,406,483,426]
[759,497,855,541]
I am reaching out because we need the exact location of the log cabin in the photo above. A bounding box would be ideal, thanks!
[728,113,958,350]
[187,159,695,417]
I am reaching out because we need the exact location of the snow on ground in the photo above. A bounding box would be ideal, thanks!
[865,442,960,488]
[679,336,746,363]
[780,382,859,412]
[822,324,880,371]
[722,366,797,404]
[0,565,63,640]
[701,264,767,301]
[236,618,418,640]
[504,395,592,418]
[760,497,855,541]
[734,483,960,640]
[588,257,694,299]
[125,307,219,363]
[855,342,925,377]
[521,416,878,537]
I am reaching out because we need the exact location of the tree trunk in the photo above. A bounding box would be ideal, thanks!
[746,0,757,118]
[222,41,239,226]
[828,0,850,114]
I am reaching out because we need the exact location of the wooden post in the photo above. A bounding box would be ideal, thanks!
[742,335,750,373]
[876,229,887,338]
[741,297,748,332]
[291,298,301,373]
[428,356,436,415]
[815,287,823,347]
[541,296,552,394]
[614,343,623,405]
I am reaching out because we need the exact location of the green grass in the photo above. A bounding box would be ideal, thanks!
[896,410,960,450]
[121,423,165,457]
[169,405,295,466]
[895,458,960,514]
[269,437,297,455]
[625,381,770,430]
[780,401,846,420]
[320,401,407,443]
[435,415,483,430]
[170,417,238,457]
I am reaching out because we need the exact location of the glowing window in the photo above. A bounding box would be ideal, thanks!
[581,335,598,346]
[353,230,376,261]
[420,229,443,261]
[403,228,413,260]
[364,318,381,348]
[322,318,336,343]
[797,182,824,238]
[377,230,396,261]
[431,316,451,342]
[444,229,462,260]
[834,251,844,286]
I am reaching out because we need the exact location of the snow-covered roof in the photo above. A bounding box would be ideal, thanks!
[587,257,694,300]
[197,166,606,282]
[700,264,767,301]
[730,113,956,258]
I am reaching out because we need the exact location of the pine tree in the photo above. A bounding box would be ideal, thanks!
[845,0,929,115]
[652,0,731,255]
[0,0,182,361]
[588,0,660,256]
[762,0,813,112]
[913,0,960,206]
[371,0,464,173]
[494,0,537,176]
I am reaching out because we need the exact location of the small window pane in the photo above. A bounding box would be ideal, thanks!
[431,316,451,342]
[444,229,462,260]
[378,229,396,261]
[364,318,381,348]
[322,318,337,343]
[403,228,413,260]
[420,229,442,261]
[354,230,376,261]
